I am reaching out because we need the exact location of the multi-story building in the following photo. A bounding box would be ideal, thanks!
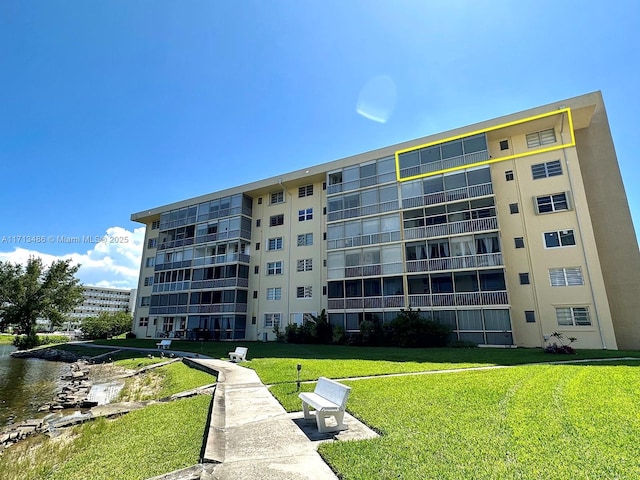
[67,286,136,329]
[131,91,640,349]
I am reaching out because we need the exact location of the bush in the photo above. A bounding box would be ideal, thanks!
[82,312,132,340]
[125,331,136,339]
[12,333,69,350]
[388,307,451,348]
[332,326,346,345]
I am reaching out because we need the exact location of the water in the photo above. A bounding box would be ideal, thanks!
[0,344,68,427]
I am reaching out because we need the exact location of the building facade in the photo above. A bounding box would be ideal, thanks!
[67,286,136,330]
[131,92,640,349]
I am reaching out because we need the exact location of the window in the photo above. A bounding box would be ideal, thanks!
[270,191,284,204]
[297,233,313,246]
[140,296,150,306]
[254,266,259,274]
[549,267,584,286]
[270,214,284,226]
[255,242,260,250]
[151,220,160,230]
[145,257,155,267]
[519,273,530,285]
[252,290,258,299]
[535,193,569,214]
[297,258,313,272]
[257,197,262,205]
[525,311,536,323]
[544,229,576,248]
[138,317,149,327]
[268,237,283,250]
[298,208,313,221]
[532,160,562,179]
[526,128,556,148]
[144,276,153,287]
[514,237,525,249]
[505,170,514,181]
[267,261,283,275]
[296,286,312,298]
[556,307,591,326]
[509,203,519,214]
[264,313,281,328]
[266,287,282,300]
[147,238,157,248]
[499,139,509,151]
[299,185,313,197]
[256,219,261,227]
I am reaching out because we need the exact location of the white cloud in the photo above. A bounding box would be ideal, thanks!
[0,226,145,290]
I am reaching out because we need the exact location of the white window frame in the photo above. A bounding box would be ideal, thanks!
[298,185,314,198]
[264,313,281,328]
[526,128,556,148]
[535,192,570,214]
[145,257,155,267]
[544,229,576,249]
[267,261,283,275]
[297,233,313,246]
[270,214,284,227]
[296,286,312,298]
[138,316,149,327]
[556,307,591,326]
[549,267,584,286]
[531,160,562,179]
[144,276,153,287]
[266,287,282,300]
[270,191,285,205]
[268,237,283,251]
[298,208,313,221]
[297,258,313,272]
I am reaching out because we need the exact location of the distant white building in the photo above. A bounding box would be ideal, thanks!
[61,286,137,331]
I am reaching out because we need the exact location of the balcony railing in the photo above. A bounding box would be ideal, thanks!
[192,253,250,267]
[328,230,401,250]
[406,253,503,273]
[404,216,498,240]
[328,295,405,310]
[190,278,249,290]
[408,291,509,307]
[327,200,399,222]
[402,182,493,210]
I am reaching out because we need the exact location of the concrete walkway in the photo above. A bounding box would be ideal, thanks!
[185,358,341,480]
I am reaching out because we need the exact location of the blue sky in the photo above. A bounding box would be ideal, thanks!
[1,1,639,289]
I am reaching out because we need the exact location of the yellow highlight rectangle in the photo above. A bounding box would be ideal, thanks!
[395,108,575,182]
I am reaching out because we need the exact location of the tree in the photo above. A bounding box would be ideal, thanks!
[81,311,133,339]
[0,258,83,337]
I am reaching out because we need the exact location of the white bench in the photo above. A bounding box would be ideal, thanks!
[299,377,351,433]
[229,346,248,362]
[156,339,172,350]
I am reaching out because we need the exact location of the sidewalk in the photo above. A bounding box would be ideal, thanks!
[185,358,341,480]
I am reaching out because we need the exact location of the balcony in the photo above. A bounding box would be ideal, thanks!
[404,217,498,240]
[406,253,503,273]
[408,291,509,307]
[402,182,493,210]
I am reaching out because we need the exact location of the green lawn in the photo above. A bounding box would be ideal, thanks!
[304,363,640,480]
[27,340,640,479]
[0,333,14,344]
[0,395,211,480]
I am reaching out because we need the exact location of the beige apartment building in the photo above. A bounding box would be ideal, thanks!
[131,91,640,349]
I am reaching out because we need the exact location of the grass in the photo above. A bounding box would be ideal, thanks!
[0,395,211,480]
[10,339,640,479]
[308,363,640,479]
[0,333,15,344]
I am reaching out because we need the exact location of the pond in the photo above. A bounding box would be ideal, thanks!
[0,344,68,427]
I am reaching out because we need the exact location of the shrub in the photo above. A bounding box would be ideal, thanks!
[389,307,451,348]
[332,326,346,345]
[544,331,577,354]
[125,331,137,339]
[12,333,69,350]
